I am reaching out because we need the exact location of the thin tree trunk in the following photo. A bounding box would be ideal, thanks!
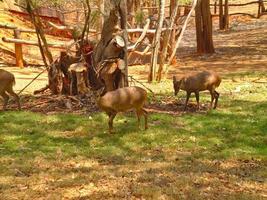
[168,0,197,64]
[26,0,61,94]
[156,1,179,82]
[148,0,165,82]
[80,0,91,48]
[120,0,129,86]
[219,0,229,30]
[219,0,224,29]
[224,0,229,29]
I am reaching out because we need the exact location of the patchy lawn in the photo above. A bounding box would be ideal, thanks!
[0,72,266,199]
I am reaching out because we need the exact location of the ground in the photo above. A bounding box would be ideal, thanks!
[0,9,267,200]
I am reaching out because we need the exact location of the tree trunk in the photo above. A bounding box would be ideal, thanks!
[170,0,176,17]
[219,0,224,29]
[93,0,128,90]
[219,0,229,30]
[148,0,165,82]
[195,0,215,54]
[224,0,229,29]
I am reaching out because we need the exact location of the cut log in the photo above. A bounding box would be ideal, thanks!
[69,62,89,95]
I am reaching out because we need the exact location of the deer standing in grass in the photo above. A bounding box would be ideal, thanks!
[97,86,148,134]
[0,69,21,110]
[173,71,221,111]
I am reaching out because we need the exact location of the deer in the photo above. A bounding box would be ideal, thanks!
[97,86,148,134]
[173,71,221,111]
[0,69,21,110]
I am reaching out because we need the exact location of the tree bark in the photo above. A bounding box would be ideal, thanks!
[195,0,215,54]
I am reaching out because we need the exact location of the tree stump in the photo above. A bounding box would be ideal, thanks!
[69,63,89,96]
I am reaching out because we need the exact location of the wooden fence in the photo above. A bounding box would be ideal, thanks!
[0,23,72,68]
[211,0,267,18]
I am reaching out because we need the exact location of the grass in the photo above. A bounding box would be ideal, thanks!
[0,72,266,199]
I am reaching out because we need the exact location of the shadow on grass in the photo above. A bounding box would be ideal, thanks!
[0,99,266,199]
[0,99,266,160]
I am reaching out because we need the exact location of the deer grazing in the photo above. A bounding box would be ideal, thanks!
[97,86,148,133]
[173,71,221,111]
[0,69,21,110]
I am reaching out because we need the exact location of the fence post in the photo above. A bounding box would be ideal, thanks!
[14,29,24,68]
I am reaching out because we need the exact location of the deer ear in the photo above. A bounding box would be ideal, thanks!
[173,76,176,82]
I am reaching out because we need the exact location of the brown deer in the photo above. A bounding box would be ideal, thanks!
[0,69,21,110]
[97,86,148,133]
[173,71,221,111]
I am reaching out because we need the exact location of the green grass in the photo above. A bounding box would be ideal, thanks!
[0,72,266,199]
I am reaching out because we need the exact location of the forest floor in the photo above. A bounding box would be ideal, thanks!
[0,14,267,199]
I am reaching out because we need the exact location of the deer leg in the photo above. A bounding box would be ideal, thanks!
[6,85,21,110]
[209,89,215,109]
[136,109,141,129]
[195,91,200,110]
[142,108,148,130]
[213,91,220,109]
[1,92,9,111]
[108,112,117,134]
[184,92,191,111]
